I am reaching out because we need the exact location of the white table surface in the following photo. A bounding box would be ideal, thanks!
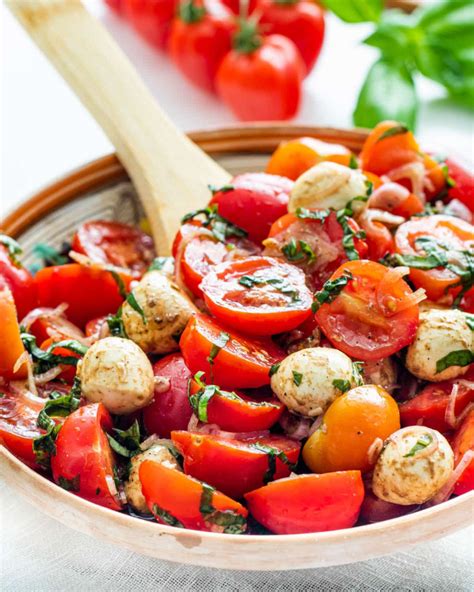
[1,2,473,589]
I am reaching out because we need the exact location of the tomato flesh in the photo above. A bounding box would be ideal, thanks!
[0,286,27,379]
[451,409,474,495]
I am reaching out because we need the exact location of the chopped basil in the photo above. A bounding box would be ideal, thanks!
[238,274,300,302]
[269,363,281,377]
[352,361,365,386]
[181,204,247,243]
[281,239,316,264]
[106,419,142,458]
[33,243,69,267]
[295,207,329,222]
[57,475,80,492]
[312,271,353,312]
[152,504,184,528]
[148,256,173,272]
[251,442,297,484]
[33,410,62,470]
[0,234,22,267]
[107,306,128,338]
[126,291,147,324]
[199,483,246,534]
[21,332,88,374]
[109,270,128,299]
[376,125,409,143]
[189,384,220,423]
[349,154,358,169]
[436,349,474,374]
[336,196,369,260]
[292,371,303,386]
[466,314,474,331]
[403,433,433,458]
[207,332,230,367]
[333,379,351,393]
[208,184,235,195]
[42,377,82,418]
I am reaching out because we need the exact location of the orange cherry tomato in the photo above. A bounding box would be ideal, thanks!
[423,154,448,200]
[394,215,474,302]
[266,137,352,180]
[244,471,364,534]
[303,385,400,473]
[139,459,248,532]
[451,409,474,495]
[171,431,301,499]
[179,313,285,389]
[200,256,313,336]
[315,260,420,361]
[0,286,27,379]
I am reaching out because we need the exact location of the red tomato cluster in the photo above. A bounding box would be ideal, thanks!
[104,0,325,120]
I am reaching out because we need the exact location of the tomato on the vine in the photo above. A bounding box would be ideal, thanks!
[123,0,178,49]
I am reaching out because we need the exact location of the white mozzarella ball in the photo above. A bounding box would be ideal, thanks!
[405,308,473,382]
[372,426,454,505]
[271,347,356,417]
[122,270,194,355]
[124,440,180,513]
[288,162,368,213]
[78,336,154,415]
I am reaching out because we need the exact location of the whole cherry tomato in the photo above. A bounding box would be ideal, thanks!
[258,0,325,75]
[123,0,178,49]
[216,24,304,121]
[0,286,27,380]
[168,0,234,93]
[104,0,123,13]
[245,472,364,534]
[451,409,474,495]
[0,240,37,320]
[220,0,256,14]
[446,158,474,212]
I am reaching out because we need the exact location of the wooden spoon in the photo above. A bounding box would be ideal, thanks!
[6,0,231,255]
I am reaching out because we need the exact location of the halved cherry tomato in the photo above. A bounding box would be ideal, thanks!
[451,409,474,495]
[357,213,394,261]
[140,460,248,532]
[209,173,293,244]
[72,221,155,277]
[34,264,131,329]
[200,256,313,336]
[30,312,85,346]
[315,260,420,361]
[179,313,285,389]
[359,121,420,177]
[0,286,27,379]
[188,379,284,431]
[394,215,474,302]
[171,431,301,499]
[142,353,193,438]
[399,381,473,433]
[303,385,400,473]
[368,182,424,219]
[51,403,122,511]
[244,471,364,534]
[123,0,178,49]
[266,137,353,180]
[446,158,474,211]
[0,244,37,320]
[264,210,368,290]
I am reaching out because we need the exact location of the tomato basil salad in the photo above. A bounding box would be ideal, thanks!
[1,121,473,536]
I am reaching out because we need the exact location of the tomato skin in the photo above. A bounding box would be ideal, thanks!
[140,460,248,531]
[34,264,130,329]
[357,215,394,261]
[30,314,85,346]
[210,173,293,244]
[0,286,27,379]
[179,313,285,389]
[220,0,256,14]
[0,246,37,320]
[394,215,474,302]
[171,431,301,499]
[51,403,122,511]
[216,34,304,122]
[200,256,313,336]
[123,0,178,49]
[399,381,473,433]
[315,260,420,361]
[84,316,108,340]
[451,410,474,495]
[104,0,122,13]
[245,472,364,534]
[360,489,419,524]
[142,353,193,438]
[446,158,474,211]
[258,0,325,75]
[169,4,234,93]
[72,221,155,277]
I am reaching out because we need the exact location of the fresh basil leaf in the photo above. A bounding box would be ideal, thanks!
[352,361,365,386]
[107,306,128,338]
[152,504,184,528]
[126,291,146,324]
[403,434,433,458]
[181,204,247,243]
[33,243,69,267]
[333,379,351,393]
[57,475,81,492]
[292,371,303,386]
[313,271,353,312]
[238,274,300,302]
[148,256,173,272]
[207,332,230,367]
[198,482,246,534]
[42,378,82,418]
[295,207,330,222]
[21,332,87,374]
[251,442,297,484]
[436,349,474,374]
[349,154,358,169]
[33,411,62,470]
[321,0,383,23]
[466,314,474,331]
[269,363,281,377]
[0,234,23,266]
[353,59,417,130]
[281,239,316,264]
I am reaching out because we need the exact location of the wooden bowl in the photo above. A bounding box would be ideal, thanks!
[1,125,472,571]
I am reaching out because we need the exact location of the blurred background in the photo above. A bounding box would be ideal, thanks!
[2,0,473,212]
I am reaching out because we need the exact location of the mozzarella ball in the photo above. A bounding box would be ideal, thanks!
[288,162,368,213]
[122,270,194,355]
[124,440,180,513]
[405,308,473,382]
[78,336,154,414]
[362,358,398,392]
[372,426,454,505]
[271,347,357,417]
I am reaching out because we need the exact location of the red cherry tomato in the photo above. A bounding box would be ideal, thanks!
[104,0,122,13]
[123,0,178,49]
[315,260,420,361]
[357,213,394,261]
[169,0,234,93]
[451,409,474,495]
[171,431,301,498]
[209,173,293,244]
[51,403,122,511]
[140,460,248,532]
[188,379,284,431]
[220,0,256,14]
[244,472,364,534]
[394,215,474,302]
[216,27,304,122]
[142,353,193,438]
[0,244,37,320]
[84,316,108,340]
[445,158,474,211]
[71,221,155,277]
[180,313,285,389]
[34,264,131,329]
[0,286,27,380]
[399,381,473,433]
[200,256,313,335]
[258,0,325,75]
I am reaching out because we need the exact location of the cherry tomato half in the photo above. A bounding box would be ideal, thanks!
[0,286,27,380]
[0,244,37,320]
[200,256,313,336]
[244,471,364,534]
[179,313,285,389]
[451,409,474,495]
[315,260,420,361]
[30,313,85,346]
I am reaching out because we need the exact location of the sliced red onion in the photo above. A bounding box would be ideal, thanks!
[428,450,474,506]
